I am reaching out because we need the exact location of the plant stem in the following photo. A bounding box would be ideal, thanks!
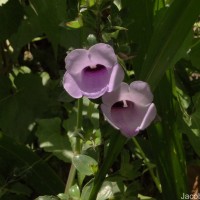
[64,164,76,193]
[64,98,83,194]
[88,133,127,200]
[132,137,162,193]
[75,98,83,154]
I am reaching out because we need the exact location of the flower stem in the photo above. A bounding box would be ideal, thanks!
[132,137,162,193]
[64,98,83,194]
[64,164,76,193]
[75,98,83,154]
[88,133,127,200]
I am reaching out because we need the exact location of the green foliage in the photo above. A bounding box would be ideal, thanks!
[73,154,98,176]
[0,73,49,142]
[148,74,188,200]
[0,132,64,198]
[0,0,24,41]
[139,0,200,89]
[0,0,200,199]
[36,118,73,163]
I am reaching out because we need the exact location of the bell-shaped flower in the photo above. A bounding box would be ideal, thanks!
[63,43,124,99]
[101,81,157,137]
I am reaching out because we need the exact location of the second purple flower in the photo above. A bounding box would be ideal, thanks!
[101,81,157,137]
[63,43,124,99]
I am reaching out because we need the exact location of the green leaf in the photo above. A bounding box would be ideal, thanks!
[81,180,93,200]
[96,181,113,200]
[88,133,127,200]
[66,16,83,29]
[0,0,24,41]
[0,74,12,98]
[68,184,80,199]
[80,0,96,7]
[0,0,9,6]
[148,73,188,200]
[0,132,65,195]
[72,154,98,176]
[139,0,200,90]
[120,0,154,74]
[29,0,83,53]
[190,40,200,70]
[0,73,49,142]
[36,118,73,163]
[8,182,32,196]
[57,193,69,200]
[138,194,156,200]
[191,92,200,129]
[34,196,60,200]
[9,5,42,59]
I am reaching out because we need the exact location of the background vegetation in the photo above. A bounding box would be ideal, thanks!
[0,0,200,199]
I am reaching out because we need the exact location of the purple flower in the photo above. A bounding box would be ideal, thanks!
[63,43,124,99]
[101,81,157,137]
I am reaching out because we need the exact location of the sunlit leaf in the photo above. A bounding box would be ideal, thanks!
[36,118,73,163]
[72,154,98,176]
[66,16,83,29]
[69,184,80,199]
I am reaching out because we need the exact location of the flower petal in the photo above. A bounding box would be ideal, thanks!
[82,86,108,99]
[89,43,117,68]
[101,104,119,129]
[63,72,82,98]
[102,82,130,106]
[138,103,157,130]
[107,64,124,92]
[65,49,91,74]
[111,102,150,137]
[129,81,153,105]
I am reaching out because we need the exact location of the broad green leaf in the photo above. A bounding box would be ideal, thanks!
[30,0,66,52]
[9,5,42,59]
[36,118,73,163]
[68,184,80,199]
[0,0,24,41]
[139,0,200,90]
[0,73,49,142]
[29,0,83,53]
[72,154,98,176]
[0,132,64,195]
